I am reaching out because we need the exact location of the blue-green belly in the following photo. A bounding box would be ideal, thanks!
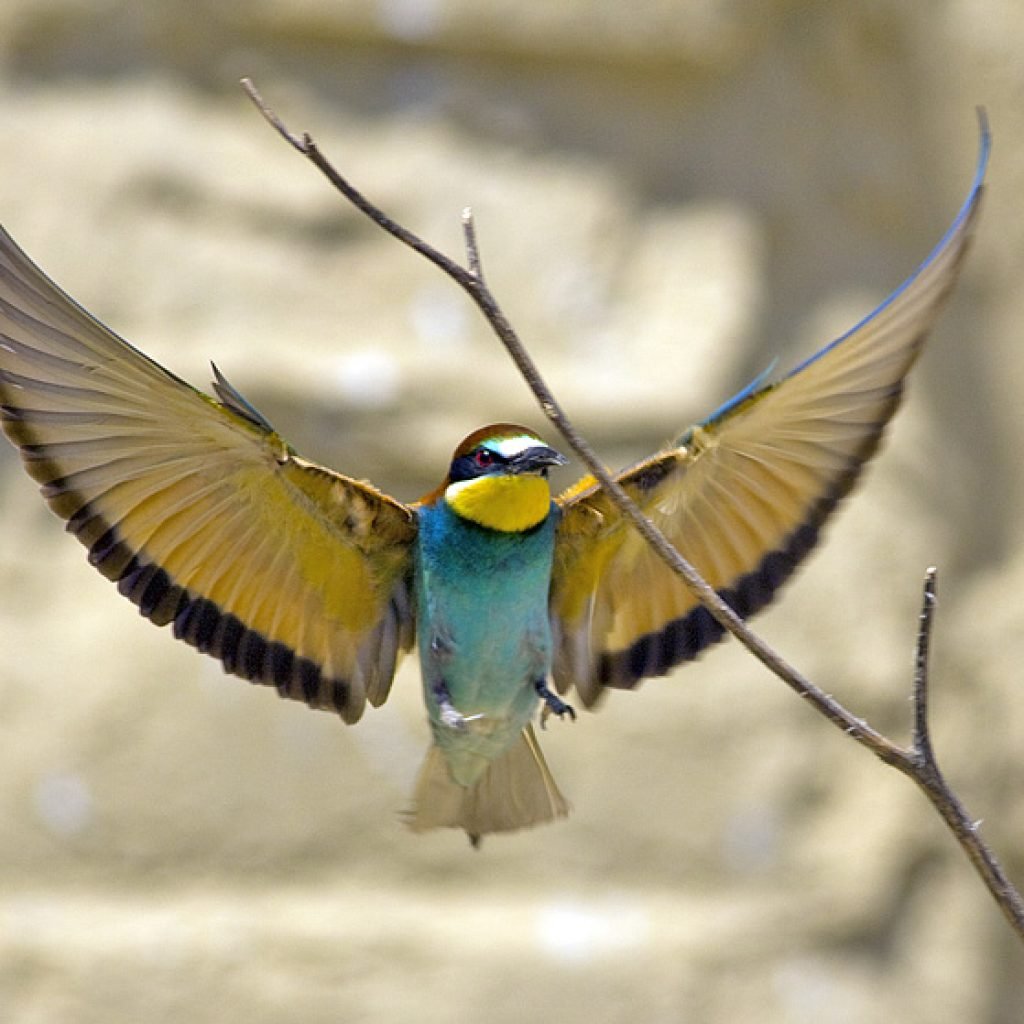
[414,501,557,785]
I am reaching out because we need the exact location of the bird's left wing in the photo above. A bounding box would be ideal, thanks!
[551,124,988,707]
[0,227,417,723]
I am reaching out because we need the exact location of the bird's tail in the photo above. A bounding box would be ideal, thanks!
[406,724,569,843]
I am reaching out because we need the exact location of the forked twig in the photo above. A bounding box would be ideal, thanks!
[240,78,1024,940]
[903,570,1021,922]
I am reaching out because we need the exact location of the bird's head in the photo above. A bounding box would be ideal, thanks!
[430,424,567,532]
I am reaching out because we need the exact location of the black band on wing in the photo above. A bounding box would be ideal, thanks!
[597,519,819,687]
[596,375,909,689]
[82,500,355,715]
[3,407,360,718]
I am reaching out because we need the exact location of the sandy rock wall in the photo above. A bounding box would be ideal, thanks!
[1,3,1023,1022]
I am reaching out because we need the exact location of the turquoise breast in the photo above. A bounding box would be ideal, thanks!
[414,500,558,783]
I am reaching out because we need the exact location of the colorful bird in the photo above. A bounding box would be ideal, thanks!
[0,127,987,843]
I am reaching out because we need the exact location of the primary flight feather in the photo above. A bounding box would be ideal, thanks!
[0,125,987,842]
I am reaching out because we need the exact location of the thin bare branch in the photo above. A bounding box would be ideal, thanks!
[240,78,306,151]
[241,78,1024,941]
[898,567,1024,937]
[462,208,485,283]
[913,566,939,764]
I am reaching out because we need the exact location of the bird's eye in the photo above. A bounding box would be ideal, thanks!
[474,449,495,469]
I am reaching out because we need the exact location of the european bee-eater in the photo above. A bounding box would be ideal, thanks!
[0,128,986,842]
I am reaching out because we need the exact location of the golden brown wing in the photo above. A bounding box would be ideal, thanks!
[551,123,988,706]
[0,226,417,723]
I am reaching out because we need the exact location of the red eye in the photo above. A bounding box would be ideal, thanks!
[474,449,494,469]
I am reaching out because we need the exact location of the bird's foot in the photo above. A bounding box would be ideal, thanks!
[433,680,483,732]
[439,704,467,730]
[432,679,466,730]
[535,680,576,729]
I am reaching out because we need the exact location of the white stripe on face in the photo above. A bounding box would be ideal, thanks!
[487,435,542,459]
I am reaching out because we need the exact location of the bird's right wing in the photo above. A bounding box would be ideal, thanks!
[551,121,988,706]
[0,227,417,723]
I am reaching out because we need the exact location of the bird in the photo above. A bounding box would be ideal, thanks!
[0,125,987,844]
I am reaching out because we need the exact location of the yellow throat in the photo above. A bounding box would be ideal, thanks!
[444,474,551,532]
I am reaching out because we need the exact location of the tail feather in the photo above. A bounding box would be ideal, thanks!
[406,724,569,841]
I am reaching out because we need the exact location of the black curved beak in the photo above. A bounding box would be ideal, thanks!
[509,445,568,475]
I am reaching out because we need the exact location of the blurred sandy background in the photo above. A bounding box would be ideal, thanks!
[1,2,1023,1021]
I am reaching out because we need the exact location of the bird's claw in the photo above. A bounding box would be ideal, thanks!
[434,679,480,731]
[535,680,576,730]
[440,703,468,731]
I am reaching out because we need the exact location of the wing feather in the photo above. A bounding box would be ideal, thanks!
[552,124,988,705]
[0,226,417,723]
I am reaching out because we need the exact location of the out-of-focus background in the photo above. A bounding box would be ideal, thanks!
[1,2,1022,1021]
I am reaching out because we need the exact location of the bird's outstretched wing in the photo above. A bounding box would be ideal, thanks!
[0,228,417,723]
[551,123,988,707]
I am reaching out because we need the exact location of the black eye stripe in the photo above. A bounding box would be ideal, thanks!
[449,446,508,482]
